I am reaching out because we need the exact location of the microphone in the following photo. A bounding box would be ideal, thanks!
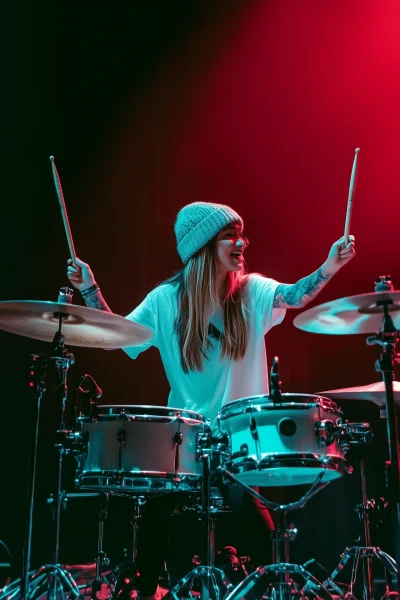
[269,356,282,403]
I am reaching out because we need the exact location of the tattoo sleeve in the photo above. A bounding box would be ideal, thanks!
[83,290,112,312]
[273,267,333,309]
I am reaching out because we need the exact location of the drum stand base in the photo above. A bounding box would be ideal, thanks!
[163,454,233,600]
[224,562,335,600]
[0,564,84,600]
[165,566,232,600]
[323,438,397,600]
[323,546,397,600]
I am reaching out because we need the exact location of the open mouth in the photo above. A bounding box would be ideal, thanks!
[231,251,243,260]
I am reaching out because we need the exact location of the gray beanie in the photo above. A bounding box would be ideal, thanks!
[174,201,243,263]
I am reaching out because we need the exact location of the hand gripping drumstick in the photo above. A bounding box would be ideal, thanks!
[344,148,360,246]
[49,156,77,263]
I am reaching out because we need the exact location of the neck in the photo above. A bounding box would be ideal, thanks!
[215,269,228,302]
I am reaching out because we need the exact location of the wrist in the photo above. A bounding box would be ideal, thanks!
[81,283,100,299]
[320,261,339,277]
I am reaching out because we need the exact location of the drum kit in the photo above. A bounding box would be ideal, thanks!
[0,274,399,600]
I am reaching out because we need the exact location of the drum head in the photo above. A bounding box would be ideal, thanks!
[234,456,345,486]
[220,393,338,420]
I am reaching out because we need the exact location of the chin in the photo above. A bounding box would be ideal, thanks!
[228,264,243,273]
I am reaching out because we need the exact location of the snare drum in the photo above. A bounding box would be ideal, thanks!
[75,405,205,493]
[220,394,347,486]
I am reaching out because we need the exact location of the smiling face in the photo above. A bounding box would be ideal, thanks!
[215,222,247,275]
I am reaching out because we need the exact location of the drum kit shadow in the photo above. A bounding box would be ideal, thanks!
[0,274,399,600]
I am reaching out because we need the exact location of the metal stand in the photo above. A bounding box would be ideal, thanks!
[219,467,335,600]
[1,287,83,600]
[323,430,397,600]
[111,497,146,600]
[366,276,400,592]
[20,354,47,600]
[163,454,234,600]
[62,492,111,599]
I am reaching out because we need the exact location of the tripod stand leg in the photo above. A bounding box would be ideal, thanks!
[376,549,398,577]
[327,547,354,582]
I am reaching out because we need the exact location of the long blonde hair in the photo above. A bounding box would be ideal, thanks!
[166,237,249,373]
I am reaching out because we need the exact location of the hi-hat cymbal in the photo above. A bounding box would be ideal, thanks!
[0,300,152,349]
[318,381,400,407]
[293,291,400,335]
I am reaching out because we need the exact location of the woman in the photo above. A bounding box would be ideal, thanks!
[67,201,355,599]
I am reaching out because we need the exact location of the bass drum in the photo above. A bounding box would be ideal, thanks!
[220,393,348,486]
[75,405,205,494]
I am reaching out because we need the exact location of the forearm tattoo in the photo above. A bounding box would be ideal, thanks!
[84,290,112,312]
[273,268,333,308]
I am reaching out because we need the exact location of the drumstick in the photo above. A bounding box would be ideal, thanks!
[344,148,360,246]
[49,156,77,262]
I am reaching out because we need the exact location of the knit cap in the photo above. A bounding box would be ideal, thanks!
[174,201,243,263]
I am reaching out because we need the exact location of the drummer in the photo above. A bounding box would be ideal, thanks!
[67,201,355,600]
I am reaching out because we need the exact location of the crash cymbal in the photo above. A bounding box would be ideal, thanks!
[293,291,400,335]
[318,381,400,407]
[0,300,152,349]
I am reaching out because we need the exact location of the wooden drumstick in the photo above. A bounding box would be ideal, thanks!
[344,148,360,246]
[49,156,77,262]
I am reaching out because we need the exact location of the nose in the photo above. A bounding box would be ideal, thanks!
[236,238,244,248]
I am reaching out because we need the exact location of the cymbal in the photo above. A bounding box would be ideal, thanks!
[318,381,400,407]
[0,300,152,349]
[293,291,400,335]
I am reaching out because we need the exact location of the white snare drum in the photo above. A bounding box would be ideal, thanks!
[75,405,205,493]
[219,394,347,486]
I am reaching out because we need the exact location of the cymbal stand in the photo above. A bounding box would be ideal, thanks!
[163,453,234,600]
[219,467,335,600]
[323,427,397,600]
[2,303,81,600]
[19,353,48,600]
[366,275,400,592]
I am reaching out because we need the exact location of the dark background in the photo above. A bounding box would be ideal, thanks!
[1,0,400,585]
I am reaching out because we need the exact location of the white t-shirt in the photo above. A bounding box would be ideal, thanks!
[123,273,286,424]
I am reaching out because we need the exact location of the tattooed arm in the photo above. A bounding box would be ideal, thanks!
[67,257,112,312]
[273,235,356,309]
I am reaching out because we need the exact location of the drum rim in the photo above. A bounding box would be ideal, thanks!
[79,404,205,423]
[220,393,338,419]
[228,452,348,480]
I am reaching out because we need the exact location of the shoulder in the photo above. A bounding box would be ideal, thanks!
[245,273,281,297]
[145,281,179,305]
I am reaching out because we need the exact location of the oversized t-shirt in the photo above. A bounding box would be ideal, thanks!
[123,274,285,424]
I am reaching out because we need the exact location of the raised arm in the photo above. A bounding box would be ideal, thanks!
[67,257,112,312]
[273,235,356,309]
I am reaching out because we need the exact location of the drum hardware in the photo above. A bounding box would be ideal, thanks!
[162,453,234,600]
[75,406,205,494]
[321,426,397,600]
[220,393,348,487]
[216,546,250,581]
[249,417,262,462]
[111,497,146,600]
[269,355,283,403]
[74,374,103,427]
[0,287,91,600]
[173,420,184,482]
[218,466,334,600]
[295,275,400,591]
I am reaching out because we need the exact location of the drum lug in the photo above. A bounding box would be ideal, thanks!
[315,420,336,447]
